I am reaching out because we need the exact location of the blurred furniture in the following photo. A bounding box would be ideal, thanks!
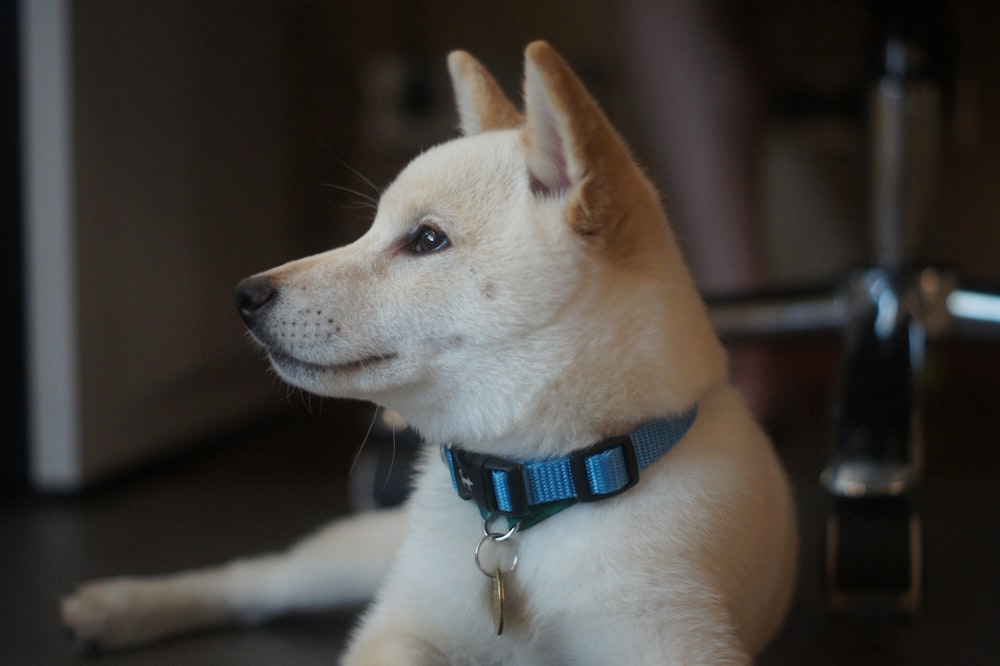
[709,0,1000,614]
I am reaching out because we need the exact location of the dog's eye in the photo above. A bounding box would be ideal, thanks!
[406,224,450,254]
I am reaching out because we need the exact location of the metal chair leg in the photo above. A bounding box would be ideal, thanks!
[707,1,1000,616]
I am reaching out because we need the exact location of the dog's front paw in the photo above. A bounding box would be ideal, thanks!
[61,577,193,651]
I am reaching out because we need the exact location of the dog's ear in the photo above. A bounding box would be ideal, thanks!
[522,41,640,245]
[447,50,522,136]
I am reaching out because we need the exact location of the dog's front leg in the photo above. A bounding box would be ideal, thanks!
[342,628,449,666]
[342,573,457,666]
[62,508,405,651]
[343,612,451,666]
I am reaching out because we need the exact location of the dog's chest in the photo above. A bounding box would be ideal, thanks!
[402,461,637,642]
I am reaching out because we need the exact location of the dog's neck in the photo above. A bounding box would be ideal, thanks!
[387,288,725,460]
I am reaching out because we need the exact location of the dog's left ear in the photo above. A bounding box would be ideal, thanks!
[448,50,522,135]
[522,41,639,244]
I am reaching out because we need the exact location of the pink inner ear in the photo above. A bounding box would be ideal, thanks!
[528,112,572,197]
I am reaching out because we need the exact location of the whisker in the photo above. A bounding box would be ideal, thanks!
[333,201,379,212]
[349,407,381,477]
[318,139,384,198]
[323,183,380,209]
[381,423,397,491]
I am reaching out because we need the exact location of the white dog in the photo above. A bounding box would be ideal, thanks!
[62,41,797,664]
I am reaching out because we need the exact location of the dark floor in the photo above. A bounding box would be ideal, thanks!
[2,340,999,665]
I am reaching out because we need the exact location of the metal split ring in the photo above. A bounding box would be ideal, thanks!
[475,533,519,577]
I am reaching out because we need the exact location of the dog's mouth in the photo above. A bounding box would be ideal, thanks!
[267,349,398,375]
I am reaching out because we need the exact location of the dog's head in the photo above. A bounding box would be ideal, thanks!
[236,42,725,454]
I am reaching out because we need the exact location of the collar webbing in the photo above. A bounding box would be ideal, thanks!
[442,406,697,529]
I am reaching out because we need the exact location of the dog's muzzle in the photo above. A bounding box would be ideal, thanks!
[235,275,277,330]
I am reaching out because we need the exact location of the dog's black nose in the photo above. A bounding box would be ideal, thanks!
[235,275,276,326]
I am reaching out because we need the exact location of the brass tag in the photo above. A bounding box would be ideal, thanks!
[491,568,506,635]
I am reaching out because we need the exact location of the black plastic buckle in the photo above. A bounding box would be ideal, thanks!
[448,448,530,517]
[570,435,640,502]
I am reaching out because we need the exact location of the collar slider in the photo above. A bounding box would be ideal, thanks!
[570,434,639,502]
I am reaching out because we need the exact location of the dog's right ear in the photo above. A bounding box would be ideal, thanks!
[447,51,522,136]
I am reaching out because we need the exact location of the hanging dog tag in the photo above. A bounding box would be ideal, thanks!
[476,517,519,637]
[491,567,506,635]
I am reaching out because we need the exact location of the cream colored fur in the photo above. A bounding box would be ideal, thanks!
[62,42,797,664]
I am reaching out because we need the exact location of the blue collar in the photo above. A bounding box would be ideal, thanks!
[442,406,697,529]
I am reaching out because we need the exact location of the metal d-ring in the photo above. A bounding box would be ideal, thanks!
[475,515,520,578]
[482,515,520,542]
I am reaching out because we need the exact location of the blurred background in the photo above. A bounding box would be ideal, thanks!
[2,1,999,663]
[7,0,1000,490]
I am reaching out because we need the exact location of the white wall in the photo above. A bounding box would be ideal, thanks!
[22,1,303,490]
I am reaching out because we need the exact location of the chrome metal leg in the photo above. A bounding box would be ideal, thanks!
[707,1,999,616]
